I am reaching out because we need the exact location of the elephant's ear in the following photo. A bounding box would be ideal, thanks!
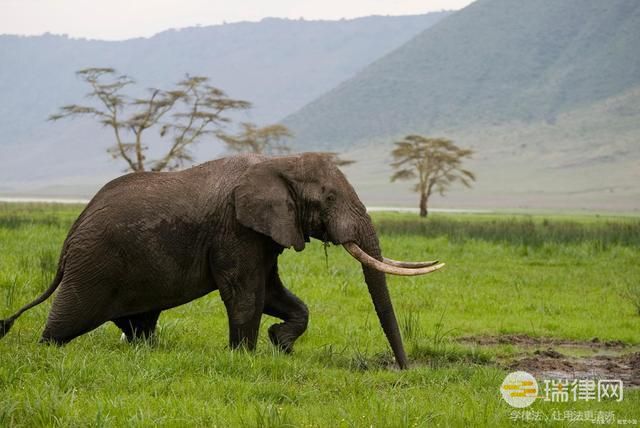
[234,159,305,251]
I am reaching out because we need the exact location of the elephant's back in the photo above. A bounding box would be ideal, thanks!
[65,153,264,248]
[89,153,265,203]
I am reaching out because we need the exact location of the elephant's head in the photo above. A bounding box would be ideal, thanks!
[234,153,443,369]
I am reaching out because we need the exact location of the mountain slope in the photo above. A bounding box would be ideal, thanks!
[339,85,640,212]
[0,14,448,143]
[283,0,640,147]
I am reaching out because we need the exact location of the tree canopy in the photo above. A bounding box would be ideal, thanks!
[218,122,293,155]
[390,135,475,217]
[49,68,251,172]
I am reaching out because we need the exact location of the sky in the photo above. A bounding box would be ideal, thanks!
[0,0,475,40]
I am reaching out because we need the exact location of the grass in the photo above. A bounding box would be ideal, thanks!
[374,212,640,247]
[0,203,639,426]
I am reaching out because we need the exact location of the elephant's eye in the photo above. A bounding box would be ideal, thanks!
[326,193,336,203]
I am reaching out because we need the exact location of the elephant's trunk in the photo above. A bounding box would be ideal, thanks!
[354,219,409,369]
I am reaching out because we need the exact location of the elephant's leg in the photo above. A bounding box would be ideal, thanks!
[215,267,266,351]
[112,310,161,342]
[39,281,110,345]
[264,265,309,353]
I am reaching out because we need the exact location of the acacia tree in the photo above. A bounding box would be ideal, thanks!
[218,124,355,167]
[390,135,475,217]
[218,122,293,155]
[49,68,251,172]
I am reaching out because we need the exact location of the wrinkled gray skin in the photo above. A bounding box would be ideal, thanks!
[0,153,409,368]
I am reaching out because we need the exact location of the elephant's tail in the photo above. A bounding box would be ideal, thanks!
[0,265,64,339]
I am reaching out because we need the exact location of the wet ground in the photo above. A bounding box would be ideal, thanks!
[458,335,640,387]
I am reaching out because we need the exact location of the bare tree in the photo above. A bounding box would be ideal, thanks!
[390,135,475,217]
[218,122,293,155]
[49,68,251,172]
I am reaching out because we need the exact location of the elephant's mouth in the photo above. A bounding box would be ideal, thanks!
[310,221,343,246]
[342,242,444,276]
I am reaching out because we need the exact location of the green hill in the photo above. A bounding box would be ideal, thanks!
[283,0,640,147]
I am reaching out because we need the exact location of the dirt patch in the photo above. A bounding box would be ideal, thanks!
[509,350,640,387]
[458,334,640,387]
[457,334,628,349]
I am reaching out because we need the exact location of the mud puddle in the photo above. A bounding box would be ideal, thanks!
[458,335,640,387]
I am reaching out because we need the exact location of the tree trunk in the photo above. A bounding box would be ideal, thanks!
[419,191,428,217]
[135,132,145,171]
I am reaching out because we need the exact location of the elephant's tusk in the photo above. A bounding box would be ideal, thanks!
[382,257,439,268]
[343,242,445,276]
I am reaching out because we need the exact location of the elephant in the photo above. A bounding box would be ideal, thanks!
[0,153,443,369]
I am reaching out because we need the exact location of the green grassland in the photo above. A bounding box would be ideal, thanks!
[1,203,639,426]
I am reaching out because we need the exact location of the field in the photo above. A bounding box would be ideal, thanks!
[1,203,639,426]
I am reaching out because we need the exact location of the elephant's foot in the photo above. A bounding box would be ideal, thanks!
[268,322,303,353]
[39,334,70,346]
[263,268,309,354]
[112,310,161,342]
[119,331,157,344]
[228,317,262,351]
